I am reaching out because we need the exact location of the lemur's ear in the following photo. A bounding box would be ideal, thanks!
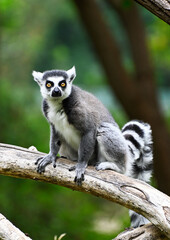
[67,66,76,82]
[32,71,43,86]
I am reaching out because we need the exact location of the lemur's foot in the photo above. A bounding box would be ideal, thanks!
[35,154,58,173]
[95,162,123,173]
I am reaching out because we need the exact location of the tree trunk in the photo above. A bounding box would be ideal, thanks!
[0,143,170,239]
[72,0,170,195]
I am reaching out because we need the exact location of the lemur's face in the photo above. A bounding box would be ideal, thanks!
[32,66,76,100]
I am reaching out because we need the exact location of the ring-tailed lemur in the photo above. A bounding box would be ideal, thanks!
[32,66,153,228]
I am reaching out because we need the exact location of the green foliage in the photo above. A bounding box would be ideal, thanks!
[0,0,169,239]
[0,175,129,239]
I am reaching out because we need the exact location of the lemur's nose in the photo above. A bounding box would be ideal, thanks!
[52,87,62,97]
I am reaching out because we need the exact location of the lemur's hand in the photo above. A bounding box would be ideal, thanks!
[69,163,86,186]
[35,154,58,173]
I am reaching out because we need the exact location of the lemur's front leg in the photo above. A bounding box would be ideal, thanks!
[74,131,96,186]
[36,124,60,173]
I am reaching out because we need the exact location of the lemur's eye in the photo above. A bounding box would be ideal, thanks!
[61,83,66,87]
[46,83,51,88]
[60,82,66,87]
[46,82,53,88]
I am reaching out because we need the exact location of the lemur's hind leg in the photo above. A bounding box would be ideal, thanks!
[96,122,128,174]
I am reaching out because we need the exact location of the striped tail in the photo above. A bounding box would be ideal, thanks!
[122,120,153,228]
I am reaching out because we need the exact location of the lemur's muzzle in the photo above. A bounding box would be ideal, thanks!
[52,87,62,97]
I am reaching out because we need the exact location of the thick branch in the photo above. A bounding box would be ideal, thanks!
[134,0,170,25]
[0,143,170,238]
[0,213,32,240]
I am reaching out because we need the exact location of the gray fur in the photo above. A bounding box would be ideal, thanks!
[96,122,128,173]
[32,66,127,185]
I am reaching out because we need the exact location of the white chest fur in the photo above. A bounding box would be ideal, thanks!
[47,100,81,150]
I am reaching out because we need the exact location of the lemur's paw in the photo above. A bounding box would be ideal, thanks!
[35,154,57,174]
[74,168,85,186]
[74,174,84,186]
[95,162,107,171]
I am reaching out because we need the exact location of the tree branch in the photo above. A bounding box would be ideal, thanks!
[0,213,32,240]
[0,143,170,239]
[113,223,169,240]
[134,0,170,25]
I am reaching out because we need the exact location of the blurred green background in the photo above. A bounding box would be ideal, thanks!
[0,0,169,239]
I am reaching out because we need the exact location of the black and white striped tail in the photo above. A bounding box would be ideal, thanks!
[122,120,153,228]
